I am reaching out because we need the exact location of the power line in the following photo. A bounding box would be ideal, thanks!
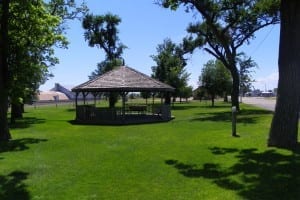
[249,25,276,56]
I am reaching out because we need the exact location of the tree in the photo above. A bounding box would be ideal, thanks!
[179,86,193,102]
[159,0,280,111]
[0,0,11,140]
[7,1,64,123]
[151,38,190,104]
[83,13,126,108]
[0,0,87,141]
[89,59,123,80]
[199,59,232,107]
[268,0,300,150]
[83,13,126,61]
[237,53,257,96]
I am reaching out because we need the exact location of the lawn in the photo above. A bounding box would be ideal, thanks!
[1,101,299,200]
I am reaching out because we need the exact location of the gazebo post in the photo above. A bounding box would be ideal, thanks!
[92,92,99,106]
[83,92,86,105]
[75,92,79,120]
[152,92,155,105]
[121,92,128,120]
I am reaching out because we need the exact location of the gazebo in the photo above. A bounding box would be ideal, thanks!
[71,66,175,124]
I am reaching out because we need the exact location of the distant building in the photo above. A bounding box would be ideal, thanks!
[37,83,96,102]
[245,89,262,97]
[51,83,75,100]
[38,91,69,101]
[261,91,274,97]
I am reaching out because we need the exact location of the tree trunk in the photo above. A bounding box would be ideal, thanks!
[10,103,23,124]
[211,94,215,107]
[223,93,228,102]
[109,93,118,108]
[0,0,11,141]
[230,67,240,111]
[268,0,300,150]
[164,93,171,105]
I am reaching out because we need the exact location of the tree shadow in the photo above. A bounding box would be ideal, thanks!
[9,117,46,129]
[0,138,48,153]
[0,171,30,199]
[166,147,300,200]
[171,105,201,111]
[66,108,76,112]
[190,109,273,124]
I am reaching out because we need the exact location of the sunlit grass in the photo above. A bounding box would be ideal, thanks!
[1,100,299,200]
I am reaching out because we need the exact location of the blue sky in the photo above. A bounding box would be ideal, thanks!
[40,0,280,91]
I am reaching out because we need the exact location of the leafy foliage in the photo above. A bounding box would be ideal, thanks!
[5,0,87,123]
[82,13,126,61]
[151,38,190,102]
[82,13,126,108]
[89,59,123,80]
[158,0,280,110]
[8,1,63,102]
[199,59,232,106]
[237,53,257,95]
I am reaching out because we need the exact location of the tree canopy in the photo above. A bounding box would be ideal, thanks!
[159,0,280,110]
[82,13,126,108]
[0,0,88,140]
[151,38,190,103]
[83,13,126,61]
[199,59,232,107]
[237,54,257,96]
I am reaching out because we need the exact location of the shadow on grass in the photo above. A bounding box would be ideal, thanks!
[0,171,30,200]
[166,147,300,200]
[171,105,201,111]
[66,108,76,112]
[0,138,48,153]
[190,109,273,124]
[9,117,46,129]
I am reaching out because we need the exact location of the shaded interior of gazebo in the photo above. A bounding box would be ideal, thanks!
[71,66,175,125]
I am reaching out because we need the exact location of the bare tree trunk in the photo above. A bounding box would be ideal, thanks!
[268,0,300,150]
[231,68,240,111]
[0,0,11,141]
[10,103,23,124]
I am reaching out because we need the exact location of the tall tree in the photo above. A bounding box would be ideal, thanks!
[0,0,87,141]
[159,0,280,111]
[83,13,126,61]
[8,1,65,123]
[151,38,190,104]
[199,59,232,107]
[0,0,11,140]
[268,0,300,150]
[82,13,126,108]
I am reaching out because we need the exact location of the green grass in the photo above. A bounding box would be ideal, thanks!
[1,101,299,200]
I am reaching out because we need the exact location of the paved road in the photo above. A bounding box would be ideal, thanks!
[241,97,276,111]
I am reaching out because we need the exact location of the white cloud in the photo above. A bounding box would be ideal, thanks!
[253,71,278,91]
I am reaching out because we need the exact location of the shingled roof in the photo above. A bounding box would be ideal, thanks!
[72,66,174,92]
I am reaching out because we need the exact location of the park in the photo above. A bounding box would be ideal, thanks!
[1,0,300,199]
[1,100,299,199]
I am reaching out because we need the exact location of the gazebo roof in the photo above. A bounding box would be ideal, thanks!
[72,66,175,93]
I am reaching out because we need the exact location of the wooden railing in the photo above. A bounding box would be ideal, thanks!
[75,104,172,124]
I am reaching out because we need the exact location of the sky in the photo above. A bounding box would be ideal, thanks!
[39,0,280,92]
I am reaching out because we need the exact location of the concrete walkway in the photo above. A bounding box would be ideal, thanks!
[241,97,276,111]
